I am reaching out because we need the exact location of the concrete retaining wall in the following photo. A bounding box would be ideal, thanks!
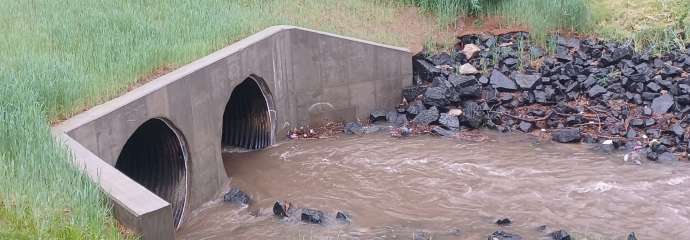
[54,25,411,239]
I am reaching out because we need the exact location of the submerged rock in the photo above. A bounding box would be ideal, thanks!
[627,232,638,240]
[495,218,511,225]
[414,231,432,240]
[413,106,440,125]
[300,208,324,224]
[488,230,522,240]
[344,122,364,135]
[335,211,351,224]
[223,187,250,205]
[550,230,571,240]
[273,201,290,218]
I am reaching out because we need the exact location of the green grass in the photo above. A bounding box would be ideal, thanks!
[592,0,690,53]
[398,0,591,43]
[0,0,439,239]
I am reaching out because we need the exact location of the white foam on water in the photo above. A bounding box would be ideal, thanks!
[665,176,690,186]
[574,181,616,193]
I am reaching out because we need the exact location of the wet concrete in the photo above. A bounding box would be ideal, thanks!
[178,132,690,239]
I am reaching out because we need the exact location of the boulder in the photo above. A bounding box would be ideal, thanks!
[439,113,460,130]
[402,85,427,102]
[462,44,482,59]
[495,218,511,225]
[459,63,479,75]
[462,101,485,128]
[412,56,440,82]
[422,87,450,107]
[513,73,541,90]
[490,70,517,91]
[370,111,387,123]
[223,187,250,205]
[552,128,581,143]
[300,208,324,224]
[651,95,674,114]
[518,121,533,132]
[273,201,290,218]
[413,106,440,125]
[627,232,637,240]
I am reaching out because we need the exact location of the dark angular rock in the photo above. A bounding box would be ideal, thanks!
[370,111,387,123]
[495,218,512,225]
[407,100,425,115]
[439,113,460,130]
[273,201,289,218]
[462,101,485,128]
[662,64,683,78]
[646,82,662,92]
[402,85,428,102]
[627,232,637,240]
[300,208,324,224]
[336,211,351,224]
[413,106,439,125]
[518,121,532,132]
[651,95,674,114]
[490,70,517,91]
[642,92,661,101]
[600,46,633,66]
[551,230,572,240]
[487,230,522,240]
[552,128,581,143]
[431,52,452,66]
[224,187,250,205]
[588,85,607,98]
[534,90,548,103]
[644,118,656,127]
[513,73,541,90]
[422,87,450,107]
[413,56,440,82]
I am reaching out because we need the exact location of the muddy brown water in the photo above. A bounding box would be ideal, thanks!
[177,131,690,240]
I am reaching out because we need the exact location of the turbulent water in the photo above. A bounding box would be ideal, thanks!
[177,131,690,240]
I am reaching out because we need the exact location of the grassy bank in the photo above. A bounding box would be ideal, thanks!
[402,0,689,52]
[0,0,444,239]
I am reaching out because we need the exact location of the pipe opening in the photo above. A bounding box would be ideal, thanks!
[222,77,273,150]
[116,118,187,228]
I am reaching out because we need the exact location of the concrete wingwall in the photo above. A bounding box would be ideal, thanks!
[54,25,411,239]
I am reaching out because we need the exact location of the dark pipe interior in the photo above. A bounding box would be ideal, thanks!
[222,78,271,149]
[116,119,187,228]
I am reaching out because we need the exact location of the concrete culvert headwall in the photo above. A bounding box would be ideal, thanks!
[54,26,411,239]
[222,77,273,150]
[115,118,187,228]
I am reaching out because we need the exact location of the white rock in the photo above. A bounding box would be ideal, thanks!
[448,109,463,117]
[462,44,481,59]
[458,63,478,75]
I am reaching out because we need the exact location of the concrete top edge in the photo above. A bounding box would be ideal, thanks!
[56,132,170,215]
[53,25,410,134]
